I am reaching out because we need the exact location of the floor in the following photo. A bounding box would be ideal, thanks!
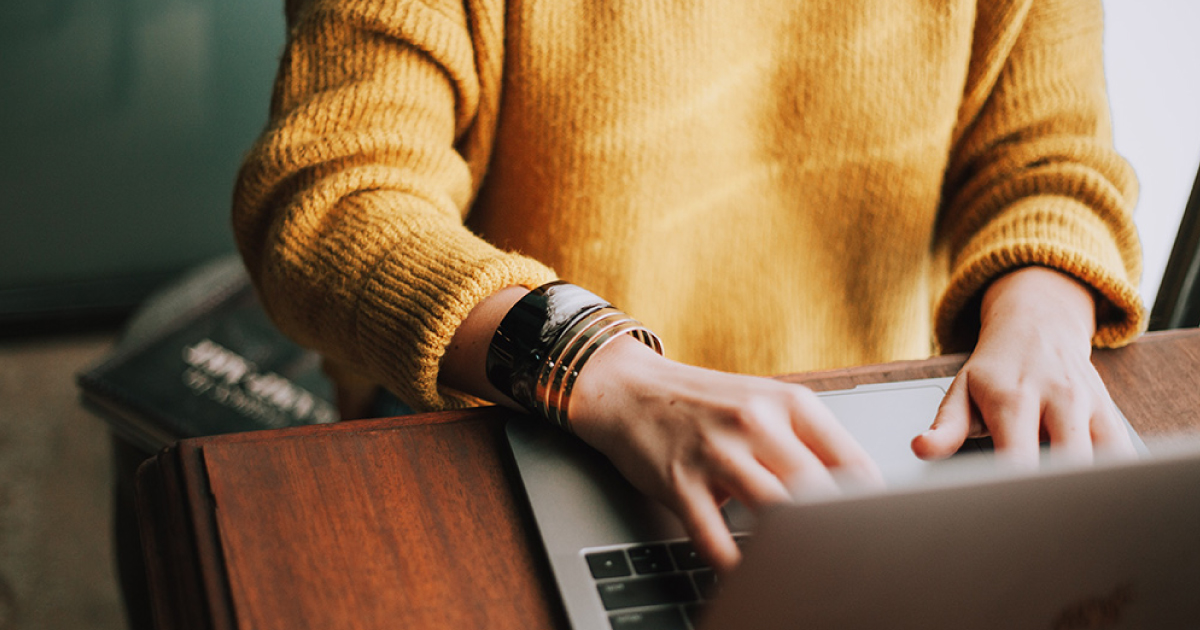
[0,332,128,630]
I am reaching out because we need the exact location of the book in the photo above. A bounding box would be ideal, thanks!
[78,259,338,453]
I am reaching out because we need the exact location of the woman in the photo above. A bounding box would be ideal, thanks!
[234,0,1144,570]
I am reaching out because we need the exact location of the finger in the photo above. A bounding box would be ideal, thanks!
[912,372,972,460]
[784,459,842,502]
[671,482,740,573]
[746,410,859,492]
[771,440,842,501]
[1042,395,1093,465]
[706,425,840,504]
[1088,396,1139,460]
[984,390,1041,469]
[709,450,793,509]
[783,388,882,484]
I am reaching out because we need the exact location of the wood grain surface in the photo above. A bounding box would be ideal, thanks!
[138,329,1200,630]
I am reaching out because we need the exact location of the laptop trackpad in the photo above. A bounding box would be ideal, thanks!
[818,382,949,485]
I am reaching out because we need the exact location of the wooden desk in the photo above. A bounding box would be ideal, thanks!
[137,329,1200,630]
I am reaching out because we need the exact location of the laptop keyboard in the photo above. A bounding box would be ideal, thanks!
[585,535,749,630]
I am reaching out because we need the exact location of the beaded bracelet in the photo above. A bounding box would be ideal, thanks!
[486,281,663,431]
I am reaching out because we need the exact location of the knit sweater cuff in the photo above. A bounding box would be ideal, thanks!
[935,195,1146,353]
[355,231,557,412]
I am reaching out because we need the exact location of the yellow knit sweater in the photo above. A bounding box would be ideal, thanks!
[234,0,1144,412]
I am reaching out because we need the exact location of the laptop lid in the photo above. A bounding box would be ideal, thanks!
[701,440,1200,629]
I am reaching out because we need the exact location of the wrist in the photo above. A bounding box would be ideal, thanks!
[568,334,671,446]
[980,267,1096,346]
[440,286,531,407]
[484,281,664,432]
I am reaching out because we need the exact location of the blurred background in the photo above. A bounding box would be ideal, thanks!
[1,1,1198,629]
[0,0,284,330]
[1,0,285,628]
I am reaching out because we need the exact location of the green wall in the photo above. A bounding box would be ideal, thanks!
[0,0,285,317]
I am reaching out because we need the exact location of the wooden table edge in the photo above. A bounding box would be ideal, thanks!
[135,328,1200,630]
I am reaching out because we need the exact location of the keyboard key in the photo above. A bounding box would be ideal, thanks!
[609,607,689,630]
[691,569,720,600]
[587,550,632,579]
[684,603,707,627]
[597,574,698,610]
[628,544,673,574]
[668,542,707,570]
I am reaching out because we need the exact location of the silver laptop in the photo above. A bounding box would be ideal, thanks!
[506,377,1200,629]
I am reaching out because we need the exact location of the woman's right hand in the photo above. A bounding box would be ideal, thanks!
[569,335,883,572]
[438,287,881,572]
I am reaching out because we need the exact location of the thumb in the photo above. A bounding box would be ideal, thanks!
[912,373,974,460]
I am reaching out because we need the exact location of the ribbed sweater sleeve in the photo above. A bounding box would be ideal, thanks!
[232,0,556,411]
[934,0,1144,351]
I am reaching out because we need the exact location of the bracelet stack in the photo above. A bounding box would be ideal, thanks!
[486,281,663,433]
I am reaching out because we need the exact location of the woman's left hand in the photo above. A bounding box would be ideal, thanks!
[911,266,1137,466]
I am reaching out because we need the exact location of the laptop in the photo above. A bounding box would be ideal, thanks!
[506,377,1200,629]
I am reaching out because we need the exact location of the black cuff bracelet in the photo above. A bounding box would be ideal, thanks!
[486,281,663,430]
[486,281,609,412]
